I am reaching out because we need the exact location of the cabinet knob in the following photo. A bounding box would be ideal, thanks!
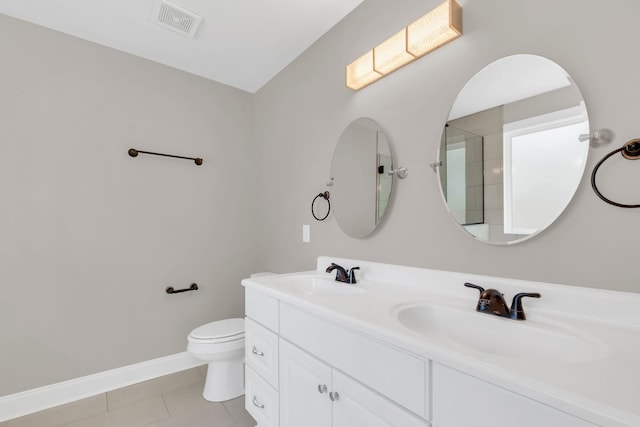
[317,384,327,394]
[252,346,265,357]
[329,391,340,402]
[252,395,265,409]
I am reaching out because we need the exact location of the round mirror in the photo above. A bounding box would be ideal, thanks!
[331,118,393,238]
[437,54,589,244]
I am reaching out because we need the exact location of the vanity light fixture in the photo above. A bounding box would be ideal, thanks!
[345,0,462,90]
[346,50,384,90]
[373,29,416,76]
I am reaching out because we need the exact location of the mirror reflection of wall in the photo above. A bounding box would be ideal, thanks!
[438,54,590,245]
[331,118,394,238]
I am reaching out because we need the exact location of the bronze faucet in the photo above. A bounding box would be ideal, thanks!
[326,263,360,284]
[464,282,540,320]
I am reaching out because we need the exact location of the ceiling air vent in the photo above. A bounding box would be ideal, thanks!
[152,0,202,38]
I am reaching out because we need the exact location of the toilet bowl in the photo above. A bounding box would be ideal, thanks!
[187,318,245,402]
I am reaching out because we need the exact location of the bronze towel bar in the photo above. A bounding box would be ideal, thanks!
[128,148,203,165]
[166,283,199,294]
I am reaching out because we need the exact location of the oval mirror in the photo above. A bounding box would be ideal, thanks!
[331,118,393,238]
[437,54,589,244]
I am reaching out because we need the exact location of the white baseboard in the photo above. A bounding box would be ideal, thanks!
[0,352,204,422]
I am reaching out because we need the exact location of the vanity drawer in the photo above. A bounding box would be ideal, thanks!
[245,288,279,332]
[279,303,428,418]
[245,365,279,427]
[245,317,279,388]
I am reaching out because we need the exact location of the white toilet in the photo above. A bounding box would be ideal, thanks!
[187,318,245,402]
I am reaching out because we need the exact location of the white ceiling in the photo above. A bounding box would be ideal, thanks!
[0,0,365,93]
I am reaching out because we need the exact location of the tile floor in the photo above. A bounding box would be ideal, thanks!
[1,366,256,427]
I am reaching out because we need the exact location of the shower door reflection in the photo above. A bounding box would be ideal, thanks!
[440,124,484,227]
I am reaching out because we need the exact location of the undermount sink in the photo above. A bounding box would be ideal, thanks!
[276,275,365,296]
[393,301,607,363]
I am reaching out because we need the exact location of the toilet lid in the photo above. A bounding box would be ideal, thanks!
[190,318,244,340]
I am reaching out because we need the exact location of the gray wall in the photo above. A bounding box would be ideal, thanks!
[0,15,257,395]
[254,0,640,292]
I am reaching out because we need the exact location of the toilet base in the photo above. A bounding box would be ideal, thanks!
[202,356,245,402]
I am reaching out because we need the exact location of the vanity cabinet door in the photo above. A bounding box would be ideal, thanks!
[279,339,332,427]
[332,370,430,427]
[432,363,597,427]
[280,302,428,417]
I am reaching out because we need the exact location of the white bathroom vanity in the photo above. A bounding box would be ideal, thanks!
[242,256,640,427]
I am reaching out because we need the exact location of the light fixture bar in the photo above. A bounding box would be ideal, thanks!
[407,0,462,58]
[346,50,384,91]
[373,29,416,75]
[345,0,462,91]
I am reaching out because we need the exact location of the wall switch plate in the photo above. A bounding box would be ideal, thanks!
[302,224,310,243]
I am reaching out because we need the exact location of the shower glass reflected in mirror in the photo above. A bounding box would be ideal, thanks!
[331,118,393,238]
[437,54,590,244]
[440,124,484,229]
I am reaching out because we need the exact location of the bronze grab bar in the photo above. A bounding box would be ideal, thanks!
[166,283,199,294]
[128,148,203,166]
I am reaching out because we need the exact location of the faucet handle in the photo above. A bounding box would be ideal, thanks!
[348,267,360,284]
[464,282,485,295]
[509,293,541,320]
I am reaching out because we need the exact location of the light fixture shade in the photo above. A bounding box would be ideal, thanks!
[407,0,462,58]
[345,0,463,91]
[346,50,383,90]
[373,29,416,75]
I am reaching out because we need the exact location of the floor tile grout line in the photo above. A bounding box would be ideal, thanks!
[141,399,172,427]
[221,401,235,423]
[58,392,109,427]
[159,392,171,417]
[105,389,113,412]
[62,395,171,427]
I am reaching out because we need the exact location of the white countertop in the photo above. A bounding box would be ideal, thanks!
[242,256,640,427]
